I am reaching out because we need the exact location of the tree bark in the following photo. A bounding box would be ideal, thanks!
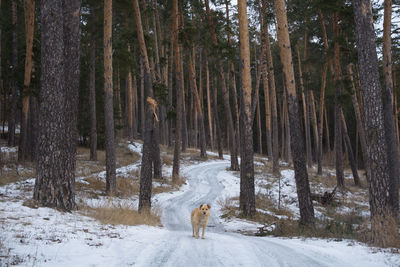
[127,45,134,141]
[333,12,344,188]
[19,0,35,161]
[172,0,183,178]
[261,12,272,159]
[206,58,214,151]
[8,0,18,147]
[89,7,97,161]
[212,75,223,158]
[341,111,361,186]
[297,47,312,168]
[382,0,399,214]
[34,0,81,211]
[317,62,328,175]
[238,0,255,217]
[188,48,207,158]
[352,0,394,246]
[133,0,160,211]
[274,0,314,226]
[262,0,279,174]
[347,64,370,181]
[104,0,116,194]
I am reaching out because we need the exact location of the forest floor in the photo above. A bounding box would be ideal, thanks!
[0,140,399,266]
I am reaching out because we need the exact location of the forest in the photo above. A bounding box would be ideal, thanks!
[1,0,400,265]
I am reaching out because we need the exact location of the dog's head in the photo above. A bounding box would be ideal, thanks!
[199,204,211,216]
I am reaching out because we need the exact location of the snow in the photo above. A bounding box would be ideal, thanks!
[1,142,399,266]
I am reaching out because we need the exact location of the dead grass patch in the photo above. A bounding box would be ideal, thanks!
[80,202,161,226]
[153,176,186,194]
[162,154,173,166]
[76,177,140,198]
[0,163,35,186]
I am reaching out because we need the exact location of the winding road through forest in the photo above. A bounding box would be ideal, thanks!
[134,161,370,267]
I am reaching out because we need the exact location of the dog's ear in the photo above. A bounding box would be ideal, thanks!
[207,204,211,209]
[199,204,203,209]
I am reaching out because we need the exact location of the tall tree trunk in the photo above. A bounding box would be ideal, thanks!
[19,0,35,161]
[353,0,396,246]
[317,62,328,175]
[34,0,81,211]
[104,0,116,194]
[204,0,239,170]
[310,92,319,168]
[324,109,331,152]
[262,0,279,174]
[180,50,188,152]
[8,0,18,147]
[261,15,272,159]
[127,45,134,141]
[133,0,159,211]
[382,0,399,214]
[274,0,314,226]
[256,100,262,154]
[188,48,207,158]
[341,111,361,186]
[212,74,223,158]
[62,0,81,210]
[238,0,255,217]
[89,17,97,161]
[172,0,183,178]
[132,73,138,139]
[347,64,370,181]
[333,12,344,188]
[140,58,145,139]
[297,47,312,168]
[206,58,214,151]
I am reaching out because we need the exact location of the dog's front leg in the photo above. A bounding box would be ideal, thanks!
[195,225,200,239]
[201,225,206,239]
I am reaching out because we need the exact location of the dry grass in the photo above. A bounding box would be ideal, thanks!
[162,154,173,166]
[80,202,161,226]
[0,163,35,187]
[76,177,140,198]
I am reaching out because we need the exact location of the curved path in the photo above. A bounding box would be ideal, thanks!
[134,161,369,267]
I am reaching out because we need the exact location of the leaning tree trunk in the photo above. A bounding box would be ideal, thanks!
[19,0,35,162]
[341,111,361,186]
[347,64,370,181]
[297,47,312,168]
[274,0,314,226]
[382,0,399,214]
[104,0,116,194]
[133,0,159,211]
[352,0,396,246]
[238,0,255,217]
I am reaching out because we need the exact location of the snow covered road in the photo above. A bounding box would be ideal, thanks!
[1,159,399,266]
[135,161,394,267]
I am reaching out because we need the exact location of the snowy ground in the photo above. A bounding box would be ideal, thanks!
[0,142,399,266]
